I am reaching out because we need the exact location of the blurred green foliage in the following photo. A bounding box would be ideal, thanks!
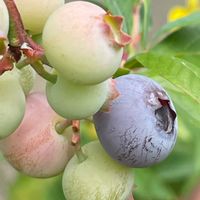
[9,175,65,200]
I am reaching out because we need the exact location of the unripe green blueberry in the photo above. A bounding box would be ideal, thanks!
[19,65,36,95]
[0,0,9,36]
[0,69,25,139]
[0,93,75,178]
[14,0,65,34]
[43,1,125,85]
[62,141,134,200]
[46,73,109,120]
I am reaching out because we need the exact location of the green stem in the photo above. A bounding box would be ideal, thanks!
[40,56,52,67]
[16,56,52,69]
[75,145,87,163]
[71,121,87,163]
[55,119,72,134]
[4,0,26,47]
[3,0,45,69]
[15,58,31,69]
[31,61,57,84]
[0,40,6,55]
[124,56,144,69]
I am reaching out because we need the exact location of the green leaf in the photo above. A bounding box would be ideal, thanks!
[124,57,144,69]
[152,139,194,182]
[152,12,200,46]
[113,67,130,78]
[167,88,200,124]
[135,53,200,106]
[134,168,176,200]
[172,111,200,196]
[152,25,200,67]
[0,153,3,161]
[103,0,138,34]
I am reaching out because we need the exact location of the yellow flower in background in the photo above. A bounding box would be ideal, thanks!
[168,0,200,21]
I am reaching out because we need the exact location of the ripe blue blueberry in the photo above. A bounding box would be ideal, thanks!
[93,74,178,167]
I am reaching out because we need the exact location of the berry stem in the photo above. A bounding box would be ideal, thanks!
[75,144,87,163]
[16,55,52,69]
[55,119,72,134]
[72,120,80,133]
[0,39,6,55]
[40,55,52,67]
[4,0,44,58]
[1,0,45,75]
[15,58,30,69]
[31,61,57,84]
[71,120,87,163]
[4,0,26,47]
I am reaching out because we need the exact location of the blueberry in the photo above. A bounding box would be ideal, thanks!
[93,74,178,167]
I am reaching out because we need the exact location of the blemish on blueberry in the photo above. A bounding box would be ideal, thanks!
[155,99,177,134]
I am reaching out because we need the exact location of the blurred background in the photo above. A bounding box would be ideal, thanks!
[151,0,184,32]
[1,0,200,200]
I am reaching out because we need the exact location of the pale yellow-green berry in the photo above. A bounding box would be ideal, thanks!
[0,69,25,139]
[62,141,134,200]
[46,74,109,120]
[14,0,65,34]
[0,0,9,36]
